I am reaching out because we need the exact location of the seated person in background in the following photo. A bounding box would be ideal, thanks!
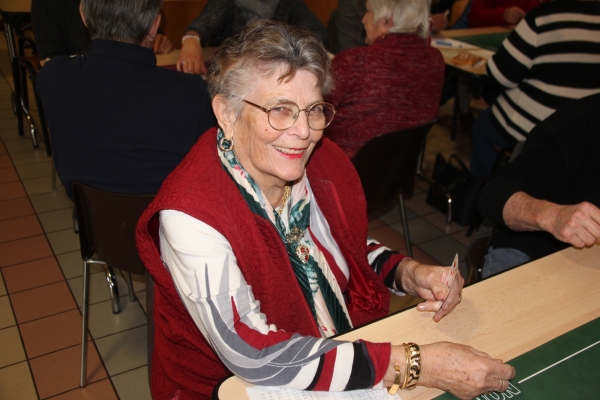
[326,0,444,159]
[468,0,549,27]
[136,20,514,399]
[177,0,328,75]
[334,0,469,53]
[478,93,600,278]
[31,0,172,60]
[470,0,600,179]
[36,0,215,199]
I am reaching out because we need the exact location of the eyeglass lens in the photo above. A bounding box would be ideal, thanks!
[268,102,335,130]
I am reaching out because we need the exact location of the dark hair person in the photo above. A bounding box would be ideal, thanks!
[137,19,514,400]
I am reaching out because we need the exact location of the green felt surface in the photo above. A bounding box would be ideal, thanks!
[435,317,600,399]
[454,32,511,52]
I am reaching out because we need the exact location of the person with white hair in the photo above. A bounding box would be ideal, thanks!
[326,0,445,158]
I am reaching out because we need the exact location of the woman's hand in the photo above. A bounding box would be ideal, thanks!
[397,258,464,322]
[177,34,206,75]
[153,33,173,54]
[419,342,516,399]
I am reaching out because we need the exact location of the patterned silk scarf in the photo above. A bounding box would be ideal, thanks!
[217,129,352,336]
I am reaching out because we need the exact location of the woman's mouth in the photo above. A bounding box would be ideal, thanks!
[273,145,305,158]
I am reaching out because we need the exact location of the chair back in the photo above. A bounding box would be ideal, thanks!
[352,121,436,214]
[72,182,154,275]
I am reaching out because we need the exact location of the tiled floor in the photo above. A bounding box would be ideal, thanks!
[0,37,478,399]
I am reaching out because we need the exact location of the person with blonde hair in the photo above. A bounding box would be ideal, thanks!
[137,19,514,400]
[326,0,445,158]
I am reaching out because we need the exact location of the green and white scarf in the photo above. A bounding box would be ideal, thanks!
[217,129,352,337]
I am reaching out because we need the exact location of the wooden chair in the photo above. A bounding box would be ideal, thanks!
[352,121,437,258]
[72,181,154,387]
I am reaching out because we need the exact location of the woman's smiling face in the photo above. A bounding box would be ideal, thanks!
[232,68,324,193]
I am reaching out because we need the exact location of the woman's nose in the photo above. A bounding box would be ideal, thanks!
[289,112,311,139]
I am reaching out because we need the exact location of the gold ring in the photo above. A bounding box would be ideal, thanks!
[498,379,504,391]
[181,60,187,64]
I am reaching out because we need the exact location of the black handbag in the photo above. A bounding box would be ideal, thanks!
[426,153,484,227]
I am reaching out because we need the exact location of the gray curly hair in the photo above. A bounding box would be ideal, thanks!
[207,19,334,120]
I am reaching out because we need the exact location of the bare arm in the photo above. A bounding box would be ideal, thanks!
[503,192,600,248]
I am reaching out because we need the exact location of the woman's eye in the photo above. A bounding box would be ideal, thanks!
[271,106,294,116]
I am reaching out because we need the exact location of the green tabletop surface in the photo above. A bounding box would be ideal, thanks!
[454,32,511,52]
[435,317,600,399]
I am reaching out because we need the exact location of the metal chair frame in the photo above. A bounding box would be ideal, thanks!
[72,181,154,387]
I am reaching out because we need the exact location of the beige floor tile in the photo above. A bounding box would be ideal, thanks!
[6,148,49,167]
[0,295,16,329]
[0,326,27,367]
[95,325,148,376]
[368,225,406,251]
[46,228,80,255]
[15,160,53,180]
[22,176,56,196]
[0,361,38,400]
[423,212,470,236]
[29,190,73,214]
[88,296,147,340]
[111,366,152,400]
[390,218,446,245]
[38,208,75,234]
[68,271,130,307]
[4,138,45,154]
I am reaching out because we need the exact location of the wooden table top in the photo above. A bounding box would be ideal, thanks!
[156,47,216,68]
[434,26,512,76]
[217,244,600,399]
[0,0,30,13]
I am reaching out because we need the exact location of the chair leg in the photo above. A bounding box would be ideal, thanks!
[80,260,90,387]
[103,265,121,314]
[126,272,137,302]
[398,194,413,258]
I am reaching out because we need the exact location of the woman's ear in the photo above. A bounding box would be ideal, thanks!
[212,96,235,138]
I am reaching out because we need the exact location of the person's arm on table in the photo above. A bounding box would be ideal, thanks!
[502,193,600,248]
[153,33,172,54]
[160,210,514,397]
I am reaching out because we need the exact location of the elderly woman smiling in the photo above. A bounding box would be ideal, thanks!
[137,20,514,400]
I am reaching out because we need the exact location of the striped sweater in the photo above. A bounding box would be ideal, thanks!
[487,0,600,142]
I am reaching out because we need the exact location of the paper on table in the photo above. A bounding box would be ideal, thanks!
[431,37,478,49]
[247,387,401,400]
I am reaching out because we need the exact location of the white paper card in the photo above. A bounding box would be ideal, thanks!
[246,387,401,400]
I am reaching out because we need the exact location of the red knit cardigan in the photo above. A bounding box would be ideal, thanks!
[136,128,395,399]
